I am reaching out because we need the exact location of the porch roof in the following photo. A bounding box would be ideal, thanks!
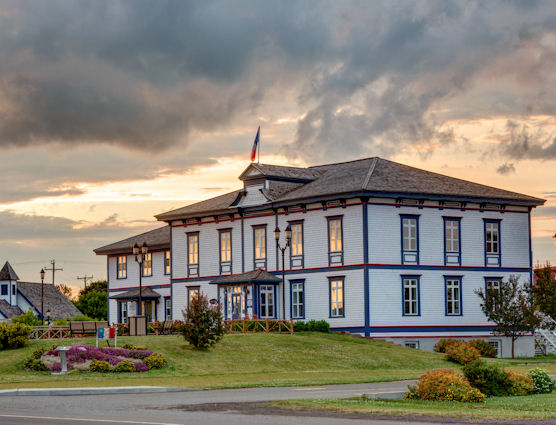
[110,287,161,301]
[209,269,281,285]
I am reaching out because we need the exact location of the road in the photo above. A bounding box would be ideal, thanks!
[0,381,521,425]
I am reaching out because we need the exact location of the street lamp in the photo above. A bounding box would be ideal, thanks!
[274,225,292,320]
[133,242,148,316]
[40,268,45,326]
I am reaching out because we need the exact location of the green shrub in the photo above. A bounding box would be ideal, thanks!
[182,293,224,350]
[23,357,48,371]
[463,361,511,396]
[12,309,41,326]
[122,343,147,350]
[528,368,555,394]
[0,322,33,350]
[507,371,534,396]
[468,339,497,358]
[30,346,48,359]
[293,320,330,333]
[433,338,460,353]
[293,321,308,331]
[144,353,166,369]
[445,341,480,365]
[89,360,111,373]
[112,360,135,373]
[405,369,485,403]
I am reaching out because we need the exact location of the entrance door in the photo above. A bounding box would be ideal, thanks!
[231,293,242,319]
[228,286,245,320]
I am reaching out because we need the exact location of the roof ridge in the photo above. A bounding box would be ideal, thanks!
[309,156,380,169]
[362,157,378,189]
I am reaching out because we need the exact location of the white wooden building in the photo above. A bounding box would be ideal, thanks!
[96,157,545,357]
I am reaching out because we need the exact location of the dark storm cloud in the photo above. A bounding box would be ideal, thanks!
[496,120,556,160]
[0,0,554,161]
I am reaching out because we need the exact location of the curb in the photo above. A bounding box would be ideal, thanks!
[0,386,198,396]
[362,391,405,400]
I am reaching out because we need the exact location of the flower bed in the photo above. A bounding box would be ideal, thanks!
[30,344,164,373]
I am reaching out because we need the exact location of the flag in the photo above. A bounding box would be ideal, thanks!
[250,126,260,162]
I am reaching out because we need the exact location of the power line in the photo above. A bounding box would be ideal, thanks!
[44,259,63,286]
[76,274,94,288]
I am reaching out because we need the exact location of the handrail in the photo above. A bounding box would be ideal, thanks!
[537,328,556,352]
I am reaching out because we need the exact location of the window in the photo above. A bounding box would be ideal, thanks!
[142,252,152,276]
[445,276,462,316]
[401,215,419,264]
[253,226,267,269]
[290,280,304,319]
[118,302,128,323]
[0,284,7,296]
[484,219,501,266]
[485,278,502,312]
[443,217,461,265]
[117,256,127,279]
[259,285,274,318]
[327,217,343,265]
[164,251,171,275]
[289,222,304,268]
[12,285,16,295]
[165,298,172,320]
[187,286,200,306]
[488,340,501,357]
[219,229,232,274]
[187,232,199,276]
[405,341,419,349]
[402,276,420,316]
[329,278,344,318]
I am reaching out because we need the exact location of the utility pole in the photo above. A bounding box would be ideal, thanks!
[76,274,94,289]
[44,260,63,286]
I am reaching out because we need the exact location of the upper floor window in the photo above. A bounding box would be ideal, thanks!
[329,277,344,318]
[402,275,420,316]
[253,226,267,269]
[12,284,16,295]
[187,232,199,277]
[164,250,171,275]
[327,217,343,266]
[142,252,152,276]
[445,276,462,316]
[443,217,461,265]
[0,284,7,296]
[117,255,127,279]
[401,215,419,264]
[289,221,304,269]
[484,219,501,266]
[219,229,232,274]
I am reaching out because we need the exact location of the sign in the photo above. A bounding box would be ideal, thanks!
[96,327,117,347]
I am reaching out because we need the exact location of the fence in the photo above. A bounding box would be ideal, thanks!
[224,318,294,334]
[29,326,70,340]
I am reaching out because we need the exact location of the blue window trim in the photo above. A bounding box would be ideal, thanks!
[0,284,8,296]
[326,215,344,266]
[258,283,277,319]
[289,279,305,319]
[142,252,153,277]
[252,224,267,270]
[163,250,171,276]
[400,215,420,264]
[116,255,127,279]
[442,216,462,266]
[443,275,463,316]
[401,274,421,316]
[218,228,233,275]
[186,231,200,277]
[287,220,305,269]
[328,276,345,318]
[483,219,502,266]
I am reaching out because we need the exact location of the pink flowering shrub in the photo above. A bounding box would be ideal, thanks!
[135,362,150,372]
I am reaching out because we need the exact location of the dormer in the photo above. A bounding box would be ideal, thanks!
[0,261,19,306]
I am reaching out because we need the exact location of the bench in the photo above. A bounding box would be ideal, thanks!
[69,321,108,338]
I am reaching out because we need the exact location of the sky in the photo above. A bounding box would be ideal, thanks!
[0,0,555,293]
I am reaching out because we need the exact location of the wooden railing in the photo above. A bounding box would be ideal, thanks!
[224,318,294,334]
[29,326,70,340]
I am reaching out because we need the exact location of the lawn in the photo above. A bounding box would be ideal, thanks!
[0,332,451,389]
[270,393,556,421]
[1,333,554,390]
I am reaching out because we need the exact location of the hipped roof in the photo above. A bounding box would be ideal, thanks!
[109,287,161,300]
[209,269,281,285]
[94,226,170,255]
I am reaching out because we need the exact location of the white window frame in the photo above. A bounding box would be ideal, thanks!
[290,223,303,256]
[329,278,344,318]
[164,250,171,275]
[445,277,462,316]
[142,252,152,276]
[402,277,419,316]
[291,281,304,319]
[259,285,274,318]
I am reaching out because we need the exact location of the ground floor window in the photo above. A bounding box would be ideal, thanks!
[187,286,200,306]
[118,302,128,323]
[402,276,420,316]
[290,281,304,319]
[165,298,171,320]
[445,277,462,316]
[259,285,274,318]
[404,341,419,349]
[329,277,344,318]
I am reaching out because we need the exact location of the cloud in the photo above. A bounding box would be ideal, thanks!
[496,162,516,175]
[496,120,556,160]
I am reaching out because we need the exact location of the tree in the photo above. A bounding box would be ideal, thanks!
[533,264,556,320]
[475,276,551,358]
[56,283,74,300]
[73,280,108,320]
[182,292,224,350]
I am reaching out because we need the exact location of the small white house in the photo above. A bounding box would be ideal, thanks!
[96,157,545,357]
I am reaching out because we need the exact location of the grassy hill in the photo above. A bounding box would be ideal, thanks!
[0,332,550,389]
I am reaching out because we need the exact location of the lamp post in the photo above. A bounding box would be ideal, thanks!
[274,225,292,320]
[133,242,148,316]
[40,268,45,326]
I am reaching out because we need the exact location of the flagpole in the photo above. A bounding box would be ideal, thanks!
[257,127,260,164]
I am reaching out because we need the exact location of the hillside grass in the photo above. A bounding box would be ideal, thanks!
[1,333,554,389]
[271,393,556,421]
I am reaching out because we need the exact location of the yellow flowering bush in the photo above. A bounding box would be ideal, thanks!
[405,369,486,403]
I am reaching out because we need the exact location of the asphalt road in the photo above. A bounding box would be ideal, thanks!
[0,381,505,425]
